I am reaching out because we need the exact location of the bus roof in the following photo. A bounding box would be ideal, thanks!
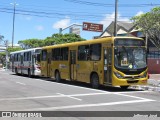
[10,47,42,54]
[42,36,143,49]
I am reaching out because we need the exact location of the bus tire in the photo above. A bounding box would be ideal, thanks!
[91,73,99,89]
[28,69,31,78]
[120,86,129,90]
[55,71,61,82]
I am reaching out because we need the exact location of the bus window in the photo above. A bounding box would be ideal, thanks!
[52,48,61,60]
[18,53,21,61]
[41,50,47,61]
[36,54,41,62]
[24,52,31,61]
[35,49,41,62]
[90,44,101,61]
[14,54,18,61]
[24,52,27,61]
[78,45,90,61]
[28,52,31,61]
[61,47,69,60]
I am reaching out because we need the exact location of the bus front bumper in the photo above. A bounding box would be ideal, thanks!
[112,74,148,86]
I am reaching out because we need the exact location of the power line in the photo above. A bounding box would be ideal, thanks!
[0,7,133,19]
[64,0,160,7]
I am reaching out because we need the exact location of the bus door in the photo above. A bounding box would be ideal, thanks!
[104,47,112,85]
[20,54,23,74]
[41,50,47,76]
[70,50,77,80]
[11,55,14,72]
[31,54,34,75]
[47,52,51,77]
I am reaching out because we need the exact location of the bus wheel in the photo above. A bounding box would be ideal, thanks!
[28,69,31,78]
[91,73,99,89]
[120,86,129,90]
[55,71,61,82]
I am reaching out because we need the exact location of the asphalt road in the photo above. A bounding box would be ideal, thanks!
[0,70,160,119]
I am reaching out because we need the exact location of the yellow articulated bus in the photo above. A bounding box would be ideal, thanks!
[41,37,148,89]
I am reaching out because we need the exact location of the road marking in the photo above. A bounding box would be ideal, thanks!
[33,78,108,93]
[23,99,155,111]
[67,92,112,97]
[15,82,26,85]
[114,93,151,100]
[0,92,111,101]
[57,93,82,101]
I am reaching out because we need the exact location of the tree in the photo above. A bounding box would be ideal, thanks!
[132,6,160,49]
[50,33,85,44]
[0,35,23,67]
[0,35,5,67]
[0,35,4,41]
[0,47,23,67]
[18,33,86,48]
[7,47,23,53]
[18,39,44,49]
[0,52,5,67]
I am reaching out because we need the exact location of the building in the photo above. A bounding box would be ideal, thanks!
[100,21,136,37]
[147,41,160,74]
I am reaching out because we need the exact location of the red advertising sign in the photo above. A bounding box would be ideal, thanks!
[83,22,103,32]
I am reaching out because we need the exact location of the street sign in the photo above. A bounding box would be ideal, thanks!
[83,22,103,32]
[70,27,80,35]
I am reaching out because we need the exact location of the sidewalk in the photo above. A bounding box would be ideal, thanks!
[149,74,160,81]
[148,74,160,86]
[131,74,160,91]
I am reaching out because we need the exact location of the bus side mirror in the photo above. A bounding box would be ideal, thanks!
[114,47,118,54]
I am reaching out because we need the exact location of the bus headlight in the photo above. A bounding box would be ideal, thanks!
[141,72,147,78]
[114,72,123,79]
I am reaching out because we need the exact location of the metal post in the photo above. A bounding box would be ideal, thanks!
[114,0,118,37]
[11,2,18,48]
[11,3,16,48]
[59,24,82,34]
[59,28,62,34]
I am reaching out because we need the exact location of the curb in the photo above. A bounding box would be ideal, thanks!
[130,79,160,92]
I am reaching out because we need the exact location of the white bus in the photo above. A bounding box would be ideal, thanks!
[10,48,41,77]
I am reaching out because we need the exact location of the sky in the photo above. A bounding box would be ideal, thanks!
[0,0,160,45]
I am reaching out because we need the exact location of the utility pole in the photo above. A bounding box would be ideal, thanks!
[11,2,18,48]
[114,0,118,37]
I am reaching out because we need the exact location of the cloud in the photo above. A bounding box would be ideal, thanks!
[35,25,44,31]
[25,16,32,21]
[135,11,144,16]
[99,12,130,28]
[19,14,32,21]
[53,17,70,29]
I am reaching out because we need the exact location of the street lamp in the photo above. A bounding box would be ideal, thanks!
[10,2,18,48]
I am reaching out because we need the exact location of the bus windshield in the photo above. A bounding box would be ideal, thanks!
[35,49,41,62]
[114,39,147,70]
